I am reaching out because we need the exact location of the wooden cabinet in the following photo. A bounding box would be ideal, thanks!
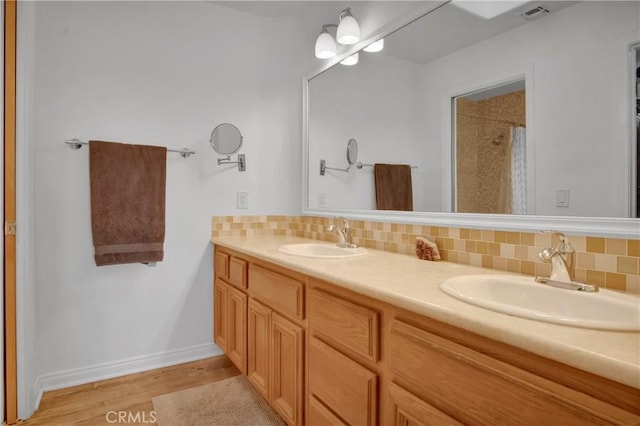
[213,278,247,374]
[214,251,229,280]
[271,312,304,426]
[213,278,228,353]
[308,337,377,426]
[214,245,640,426]
[214,248,248,374]
[388,382,462,426]
[309,288,379,365]
[226,285,247,373]
[229,256,248,289]
[247,298,304,426]
[247,297,271,399]
[388,319,639,426]
[308,395,348,426]
[249,264,305,320]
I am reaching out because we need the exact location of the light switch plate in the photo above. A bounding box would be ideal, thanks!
[318,193,326,208]
[237,190,249,209]
[556,189,569,207]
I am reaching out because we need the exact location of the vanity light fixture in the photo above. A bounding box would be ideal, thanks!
[340,53,359,66]
[314,7,361,59]
[363,38,384,53]
[336,7,360,45]
[315,24,338,59]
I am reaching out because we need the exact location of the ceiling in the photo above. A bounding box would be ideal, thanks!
[383,1,577,64]
[211,1,577,65]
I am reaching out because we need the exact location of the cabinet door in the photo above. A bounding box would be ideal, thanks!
[309,337,377,426]
[214,279,229,353]
[271,313,304,426]
[388,382,462,426]
[227,285,247,374]
[248,298,271,399]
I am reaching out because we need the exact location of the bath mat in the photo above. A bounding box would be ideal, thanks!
[152,375,285,426]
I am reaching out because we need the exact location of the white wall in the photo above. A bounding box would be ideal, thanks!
[30,0,308,408]
[421,1,639,217]
[25,0,421,418]
[308,53,433,211]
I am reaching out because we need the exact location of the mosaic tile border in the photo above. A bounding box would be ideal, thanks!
[211,215,640,294]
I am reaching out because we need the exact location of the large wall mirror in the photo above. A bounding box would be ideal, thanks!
[303,0,640,237]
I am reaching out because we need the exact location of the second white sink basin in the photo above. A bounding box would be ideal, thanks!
[278,243,368,259]
[440,275,640,331]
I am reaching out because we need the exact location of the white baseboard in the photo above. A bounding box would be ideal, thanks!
[32,343,222,413]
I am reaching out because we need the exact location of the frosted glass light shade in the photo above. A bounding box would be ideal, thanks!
[315,32,337,59]
[336,15,360,45]
[340,53,358,66]
[363,38,384,53]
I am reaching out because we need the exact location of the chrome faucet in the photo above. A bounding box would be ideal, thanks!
[327,217,358,248]
[536,230,597,292]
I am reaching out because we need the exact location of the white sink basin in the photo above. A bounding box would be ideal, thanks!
[278,243,368,259]
[440,275,640,331]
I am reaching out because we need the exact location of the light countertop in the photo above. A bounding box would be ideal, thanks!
[211,235,640,389]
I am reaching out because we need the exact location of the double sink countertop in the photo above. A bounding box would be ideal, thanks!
[211,235,640,389]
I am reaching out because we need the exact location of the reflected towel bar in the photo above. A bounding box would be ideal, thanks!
[355,162,418,169]
[65,138,196,158]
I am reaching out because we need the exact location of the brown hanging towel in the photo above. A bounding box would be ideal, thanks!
[89,140,167,266]
[374,163,413,211]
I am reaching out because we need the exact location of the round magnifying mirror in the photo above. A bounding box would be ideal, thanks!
[210,123,243,155]
[346,138,358,166]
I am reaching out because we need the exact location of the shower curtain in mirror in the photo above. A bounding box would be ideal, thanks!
[511,126,527,214]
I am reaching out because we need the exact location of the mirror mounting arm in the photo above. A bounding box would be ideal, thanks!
[217,154,246,172]
[320,159,351,175]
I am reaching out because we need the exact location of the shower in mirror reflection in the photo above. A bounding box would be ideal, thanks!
[454,80,526,214]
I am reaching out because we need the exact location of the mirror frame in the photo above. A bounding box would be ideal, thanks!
[302,0,640,238]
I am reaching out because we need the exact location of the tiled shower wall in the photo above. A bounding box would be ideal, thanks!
[211,215,640,294]
[456,91,526,214]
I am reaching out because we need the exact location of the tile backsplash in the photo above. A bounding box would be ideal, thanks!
[211,215,640,294]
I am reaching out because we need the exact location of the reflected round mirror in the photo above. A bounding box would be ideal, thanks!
[210,123,243,155]
[346,138,358,165]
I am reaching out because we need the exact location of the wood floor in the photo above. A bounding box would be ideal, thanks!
[21,356,241,426]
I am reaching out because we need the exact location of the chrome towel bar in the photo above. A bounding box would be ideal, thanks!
[355,161,418,169]
[65,139,196,158]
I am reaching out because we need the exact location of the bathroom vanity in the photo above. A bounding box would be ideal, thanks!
[212,236,640,426]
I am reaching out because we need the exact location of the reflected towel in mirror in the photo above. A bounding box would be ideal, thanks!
[374,163,413,211]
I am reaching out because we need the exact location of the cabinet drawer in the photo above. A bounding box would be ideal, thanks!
[309,289,379,363]
[388,382,462,426]
[249,264,304,320]
[309,395,347,426]
[214,251,229,280]
[228,257,248,289]
[309,337,377,426]
[388,320,639,426]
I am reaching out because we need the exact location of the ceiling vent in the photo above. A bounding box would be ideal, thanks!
[520,6,550,21]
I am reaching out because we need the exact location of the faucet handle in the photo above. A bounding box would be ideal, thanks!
[541,230,566,242]
[541,230,574,257]
[334,216,349,228]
